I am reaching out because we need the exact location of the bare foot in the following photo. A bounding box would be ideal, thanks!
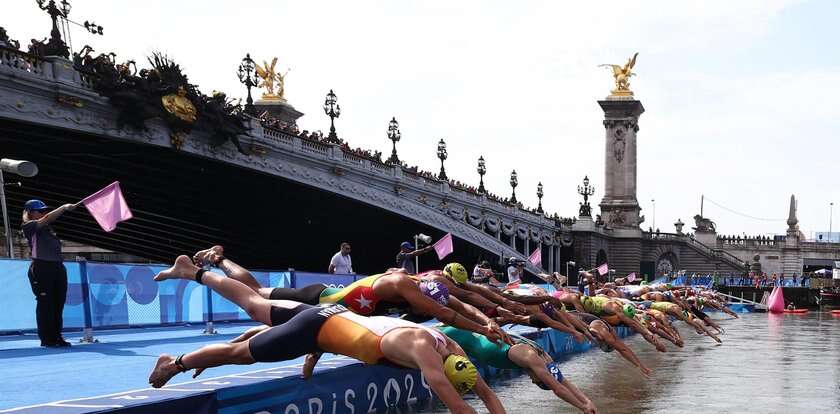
[302,352,323,379]
[154,255,199,282]
[149,354,180,388]
[193,245,224,267]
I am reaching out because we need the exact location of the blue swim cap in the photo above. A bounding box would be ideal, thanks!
[419,280,449,306]
[537,363,564,390]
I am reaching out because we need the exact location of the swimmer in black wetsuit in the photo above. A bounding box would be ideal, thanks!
[148,302,506,414]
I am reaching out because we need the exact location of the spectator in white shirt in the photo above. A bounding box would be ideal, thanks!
[328,242,353,274]
[506,256,524,284]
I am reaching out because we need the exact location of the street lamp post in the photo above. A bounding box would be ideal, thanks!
[509,170,518,204]
[536,182,544,213]
[831,202,834,242]
[323,89,341,143]
[35,0,71,58]
[477,156,486,193]
[237,53,258,115]
[566,261,576,282]
[577,175,594,217]
[651,199,656,230]
[437,139,448,180]
[0,158,39,258]
[386,117,401,164]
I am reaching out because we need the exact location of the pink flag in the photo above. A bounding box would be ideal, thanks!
[433,233,454,260]
[82,181,133,232]
[596,263,609,276]
[528,247,542,267]
[627,272,637,282]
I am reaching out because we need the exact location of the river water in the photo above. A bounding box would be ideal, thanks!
[427,312,840,413]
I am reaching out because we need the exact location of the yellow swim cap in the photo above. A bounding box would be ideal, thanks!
[444,263,468,286]
[443,354,477,394]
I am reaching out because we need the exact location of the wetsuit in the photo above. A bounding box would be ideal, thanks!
[581,296,610,316]
[318,311,447,364]
[269,273,413,316]
[689,304,709,320]
[249,303,345,362]
[250,303,446,364]
[438,327,545,370]
[650,301,679,314]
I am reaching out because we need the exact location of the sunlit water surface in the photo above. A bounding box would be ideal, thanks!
[417,312,840,413]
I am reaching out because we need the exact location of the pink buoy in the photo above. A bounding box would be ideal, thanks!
[768,286,785,314]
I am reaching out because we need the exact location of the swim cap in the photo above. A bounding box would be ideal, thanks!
[622,304,636,318]
[537,363,564,390]
[539,302,556,318]
[443,354,477,394]
[443,263,468,286]
[696,297,705,309]
[419,280,449,306]
[598,340,614,353]
[640,281,649,286]
[665,283,673,290]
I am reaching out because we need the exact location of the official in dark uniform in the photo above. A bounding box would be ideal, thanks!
[21,199,75,347]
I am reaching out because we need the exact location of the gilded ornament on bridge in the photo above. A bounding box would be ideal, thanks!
[255,57,290,101]
[161,86,197,123]
[599,52,638,97]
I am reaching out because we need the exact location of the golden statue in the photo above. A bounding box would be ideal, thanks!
[255,57,290,101]
[599,52,638,96]
[161,86,197,123]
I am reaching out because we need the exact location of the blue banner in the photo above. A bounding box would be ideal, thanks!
[0,259,359,333]
[294,272,355,289]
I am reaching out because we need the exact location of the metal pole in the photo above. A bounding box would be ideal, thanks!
[701,194,704,218]
[414,235,419,274]
[0,170,12,258]
[830,202,833,242]
[78,259,96,343]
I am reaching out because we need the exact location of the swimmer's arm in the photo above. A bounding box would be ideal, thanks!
[230,325,271,343]
[466,283,528,312]
[447,281,500,309]
[503,292,554,306]
[472,375,507,414]
[413,347,474,413]
[404,285,488,336]
[448,297,513,345]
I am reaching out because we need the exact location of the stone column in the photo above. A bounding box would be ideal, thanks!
[598,98,644,230]
[548,243,555,273]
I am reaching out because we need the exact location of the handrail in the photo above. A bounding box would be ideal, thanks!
[0,45,47,77]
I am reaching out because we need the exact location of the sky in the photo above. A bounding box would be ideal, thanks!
[5,0,840,238]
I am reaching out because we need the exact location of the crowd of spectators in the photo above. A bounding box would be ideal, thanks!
[260,116,566,216]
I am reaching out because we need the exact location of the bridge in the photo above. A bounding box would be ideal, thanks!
[0,46,564,274]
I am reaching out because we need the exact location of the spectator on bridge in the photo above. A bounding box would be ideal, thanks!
[506,257,524,284]
[395,241,433,274]
[21,199,76,348]
[328,242,354,274]
[793,273,798,286]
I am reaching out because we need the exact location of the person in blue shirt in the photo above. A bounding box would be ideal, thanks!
[21,199,76,347]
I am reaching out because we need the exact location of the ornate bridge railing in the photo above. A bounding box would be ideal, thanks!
[0,50,565,274]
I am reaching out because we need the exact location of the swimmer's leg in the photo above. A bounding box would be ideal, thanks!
[194,246,276,298]
[155,255,273,325]
[149,341,254,388]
